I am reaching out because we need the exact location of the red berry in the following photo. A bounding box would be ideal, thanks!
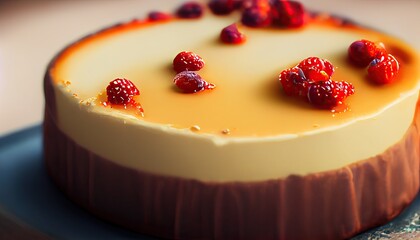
[176,2,204,19]
[303,68,330,82]
[148,11,171,21]
[297,57,335,77]
[279,67,311,97]
[368,54,400,84]
[307,80,352,109]
[106,78,140,105]
[334,81,355,97]
[173,71,214,93]
[173,51,205,73]
[348,39,387,67]
[241,7,272,27]
[220,23,246,44]
[270,0,306,28]
[242,0,271,10]
[208,0,236,15]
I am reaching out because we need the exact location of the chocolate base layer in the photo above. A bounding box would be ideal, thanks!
[43,77,420,239]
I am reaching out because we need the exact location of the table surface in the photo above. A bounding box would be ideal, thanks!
[1,0,420,238]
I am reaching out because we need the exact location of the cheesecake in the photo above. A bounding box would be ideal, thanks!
[43,1,420,239]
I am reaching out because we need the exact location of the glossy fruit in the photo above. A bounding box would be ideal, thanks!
[220,23,246,44]
[176,2,204,18]
[368,54,400,84]
[241,7,272,27]
[173,71,213,93]
[208,0,236,15]
[279,67,311,97]
[106,78,140,105]
[297,57,335,78]
[302,68,330,82]
[173,51,205,73]
[307,80,354,109]
[334,80,355,97]
[348,39,387,67]
[243,0,271,11]
[270,0,306,28]
[279,57,354,109]
[148,11,171,21]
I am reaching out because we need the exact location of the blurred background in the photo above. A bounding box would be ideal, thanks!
[1,0,420,136]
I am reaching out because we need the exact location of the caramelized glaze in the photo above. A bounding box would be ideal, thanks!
[51,14,420,137]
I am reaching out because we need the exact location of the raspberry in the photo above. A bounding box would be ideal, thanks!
[176,2,204,19]
[208,0,236,15]
[243,0,271,11]
[279,67,311,97]
[148,11,171,21]
[368,54,400,84]
[280,57,353,109]
[270,0,306,28]
[173,51,205,73]
[173,71,214,93]
[307,80,352,109]
[302,68,330,82]
[106,78,140,105]
[241,7,272,27]
[297,57,335,78]
[348,39,387,67]
[220,23,246,44]
[334,81,355,97]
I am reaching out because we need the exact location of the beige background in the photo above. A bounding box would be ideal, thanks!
[1,0,420,136]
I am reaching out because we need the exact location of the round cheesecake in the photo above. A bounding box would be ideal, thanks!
[44,1,420,239]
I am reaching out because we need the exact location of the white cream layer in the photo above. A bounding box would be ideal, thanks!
[50,13,420,182]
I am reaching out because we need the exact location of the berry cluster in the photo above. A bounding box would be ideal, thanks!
[172,51,215,93]
[159,1,307,45]
[241,0,306,28]
[213,0,306,44]
[348,39,400,84]
[279,57,354,109]
[209,0,306,28]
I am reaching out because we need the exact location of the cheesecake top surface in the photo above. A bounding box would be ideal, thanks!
[51,10,420,138]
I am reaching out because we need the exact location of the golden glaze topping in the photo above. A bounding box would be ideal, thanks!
[51,14,420,137]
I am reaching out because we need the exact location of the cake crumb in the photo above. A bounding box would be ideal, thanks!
[62,80,72,86]
[190,125,201,132]
[72,93,78,98]
[222,129,231,135]
[313,124,320,128]
[84,97,97,106]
